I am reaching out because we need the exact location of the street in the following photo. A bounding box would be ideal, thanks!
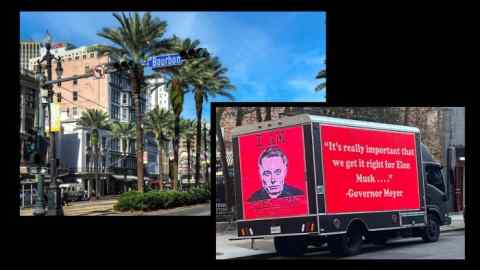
[239,230,465,260]
[20,199,211,216]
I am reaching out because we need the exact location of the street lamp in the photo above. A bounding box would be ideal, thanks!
[32,60,47,216]
[39,31,63,216]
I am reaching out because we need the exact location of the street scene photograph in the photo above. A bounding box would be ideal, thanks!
[19,11,326,216]
[215,106,465,259]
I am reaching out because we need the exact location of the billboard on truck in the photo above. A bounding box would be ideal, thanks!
[238,125,309,220]
[320,124,421,214]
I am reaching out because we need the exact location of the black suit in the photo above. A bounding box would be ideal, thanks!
[247,184,304,202]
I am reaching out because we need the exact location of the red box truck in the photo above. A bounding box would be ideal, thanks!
[231,114,451,256]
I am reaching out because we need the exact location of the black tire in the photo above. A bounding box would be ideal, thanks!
[274,236,307,257]
[328,225,363,256]
[422,214,440,242]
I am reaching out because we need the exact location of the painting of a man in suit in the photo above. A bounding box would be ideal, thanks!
[248,146,304,202]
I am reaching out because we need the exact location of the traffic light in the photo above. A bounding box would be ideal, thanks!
[73,91,78,101]
[57,93,62,103]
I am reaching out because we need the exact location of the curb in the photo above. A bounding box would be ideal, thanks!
[217,222,237,233]
[440,227,465,233]
[218,252,277,260]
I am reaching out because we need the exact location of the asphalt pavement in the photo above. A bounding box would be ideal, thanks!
[216,213,465,260]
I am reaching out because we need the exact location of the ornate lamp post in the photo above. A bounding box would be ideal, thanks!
[38,31,64,216]
[32,62,47,216]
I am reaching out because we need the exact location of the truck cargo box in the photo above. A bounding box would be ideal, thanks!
[231,114,427,239]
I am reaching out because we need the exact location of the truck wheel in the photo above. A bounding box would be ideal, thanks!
[274,236,307,257]
[422,214,440,242]
[328,225,363,256]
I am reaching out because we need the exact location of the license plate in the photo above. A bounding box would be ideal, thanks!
[270,226,281,234]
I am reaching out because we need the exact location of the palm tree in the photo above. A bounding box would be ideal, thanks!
[143,107,173,190]
[77,109,111,199]
[110,121,135,192]
[255,107,262,122]
[180,118,196,190]
[162,36,206,191]
[265,107,272,121]
[315,58,327,91]
[190,55,235,187]
[202,121,209,188]
[97,12,170,193]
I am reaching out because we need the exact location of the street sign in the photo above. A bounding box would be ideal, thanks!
[146,53,182,69]
[93,65,105,79]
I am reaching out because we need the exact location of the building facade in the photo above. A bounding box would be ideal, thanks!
[19,70,39,167]
[28,43,157,196]
[20,41,41,72]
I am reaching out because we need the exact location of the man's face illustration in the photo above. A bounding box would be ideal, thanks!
[259,156,287,198]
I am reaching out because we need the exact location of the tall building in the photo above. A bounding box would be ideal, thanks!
[19,69,39,167]
[145,76,171,179]
[20,41,41,72]
[29,43,155,196]
[146,77,170,112]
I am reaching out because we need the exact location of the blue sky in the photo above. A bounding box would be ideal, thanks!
[20,12,326,121]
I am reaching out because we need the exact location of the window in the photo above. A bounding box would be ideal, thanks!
[83,55,87,60]
[129,139,136,153]
[426,165,445,192]
[72,107,78,116]
[111,105,119,120]
[102,136,107,151]
[111,138,120,152]
[122,93,127,105]
[122,107,128,122]
[86,155,91,171]
[86,133,91,148]
[75,55,79,60]
[90,53,94,58]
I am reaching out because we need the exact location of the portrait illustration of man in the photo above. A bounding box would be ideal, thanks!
[248,146,304,202]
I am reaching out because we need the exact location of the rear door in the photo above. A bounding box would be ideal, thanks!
[233,124,317,237]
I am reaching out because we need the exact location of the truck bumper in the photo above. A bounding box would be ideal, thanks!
[237,216,318,238]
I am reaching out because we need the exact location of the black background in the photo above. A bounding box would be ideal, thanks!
[6,0,472,266]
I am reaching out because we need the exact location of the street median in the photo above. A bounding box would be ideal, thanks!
[114,188,210,212]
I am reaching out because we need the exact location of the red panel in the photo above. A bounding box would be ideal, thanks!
[320,125,420,214]
[238,125,309,220]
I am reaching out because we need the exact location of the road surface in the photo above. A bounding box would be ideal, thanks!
[261,230,465,260]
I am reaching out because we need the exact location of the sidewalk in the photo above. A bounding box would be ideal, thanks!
[215,212,465,260]
[441,212,465,232]
[216,224,276,260]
